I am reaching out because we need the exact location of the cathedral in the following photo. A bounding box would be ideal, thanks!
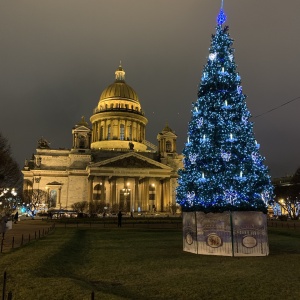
[22,65,183,214]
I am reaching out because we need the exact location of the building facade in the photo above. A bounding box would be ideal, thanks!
[22,65,183,213]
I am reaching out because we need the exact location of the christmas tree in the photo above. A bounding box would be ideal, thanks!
[176,4,273,213]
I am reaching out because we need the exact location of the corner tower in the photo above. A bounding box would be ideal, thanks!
[72,116,92,151]
[157,123,178,157]
[90,64,148,151]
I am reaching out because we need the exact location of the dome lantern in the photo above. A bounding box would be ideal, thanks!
[115,63,125,82]
[97,64,140,105]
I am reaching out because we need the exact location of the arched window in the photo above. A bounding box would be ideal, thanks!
[93,184,101,200]
[49,190,57,208]
[93,184,106,201]
[79,135,85,148]
[166,141,172,152]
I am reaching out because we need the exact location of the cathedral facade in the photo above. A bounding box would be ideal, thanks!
[22,65,183,213]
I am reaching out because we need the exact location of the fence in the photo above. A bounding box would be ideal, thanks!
[267,220,300,229]
[1,270,96,300]
[0,223,55,253]
[55,218,182,230]
[52,218,300,230]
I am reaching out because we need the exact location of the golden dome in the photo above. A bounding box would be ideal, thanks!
[99,65,139,103]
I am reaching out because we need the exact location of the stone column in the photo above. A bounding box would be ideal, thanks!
[92,123,95,142]
[97,122,100,141]
[104,119,107,140]
[143,178,149,211]
[58,186,62,210]
[137,122,140,141]
[134,177,139,212]
[138,178,143,212]
[111,177,117,205]
[133,121,137,141]
[125,119,128,140]
[88,176,94,203]
[163,178,172,208]
[155,180,161,211]
[116,119,119,140]
[160,179,165,212]
[101,177,105,202]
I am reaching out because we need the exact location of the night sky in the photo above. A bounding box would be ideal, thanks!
[1,0,300,179]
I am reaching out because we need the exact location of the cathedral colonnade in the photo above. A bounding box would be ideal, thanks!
[91,117,146,143]
[87,175,172,212]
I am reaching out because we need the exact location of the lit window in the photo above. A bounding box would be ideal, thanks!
[107,125,111,140]
[120,124,125,140]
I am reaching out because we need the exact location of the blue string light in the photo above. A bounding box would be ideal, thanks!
[176,1,274,214]
[217,9,226,25]
[217,0,226,25]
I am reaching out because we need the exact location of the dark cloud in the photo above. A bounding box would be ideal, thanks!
[0,0,299,178]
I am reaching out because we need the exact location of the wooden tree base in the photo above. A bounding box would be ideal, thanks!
[183,211,269,256]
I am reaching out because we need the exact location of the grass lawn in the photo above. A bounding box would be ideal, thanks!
[0,226,299,300]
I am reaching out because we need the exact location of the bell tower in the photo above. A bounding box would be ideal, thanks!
[157,123,178,158]
[72,116,92,151]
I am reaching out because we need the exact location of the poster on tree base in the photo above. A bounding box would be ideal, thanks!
[182,211,269,257]
[196,211,232,256]
[232,211,269,257]
[182,212,197,254]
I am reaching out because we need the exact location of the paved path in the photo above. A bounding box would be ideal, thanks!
[1,219,53,253]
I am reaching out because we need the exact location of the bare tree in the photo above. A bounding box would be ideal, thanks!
[111,203,119,214]
[71,201,88,213]
[22,189,48,212]
[274,167,300,220]
[89,201,107,215]
[0,132,22,190]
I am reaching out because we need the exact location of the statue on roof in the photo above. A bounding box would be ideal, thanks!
[37,137,50,149]
[129,142,134,150]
